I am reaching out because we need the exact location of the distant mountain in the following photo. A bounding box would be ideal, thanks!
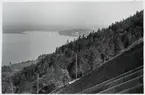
[2,10,143,94]
[59,29,93,36]
[3,25,98,34]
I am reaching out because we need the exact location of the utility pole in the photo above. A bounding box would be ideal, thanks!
[9,62,14,93]
[37,73,39,94]
[75,53,77,79]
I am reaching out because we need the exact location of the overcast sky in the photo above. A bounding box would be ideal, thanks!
[3,1,143,29]
[1,1,144,65]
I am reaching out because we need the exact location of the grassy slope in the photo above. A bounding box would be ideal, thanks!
[58,38,143,93]
[2,60,37,72]
[11,60,37,71]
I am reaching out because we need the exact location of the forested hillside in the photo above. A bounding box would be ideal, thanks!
[2,10,143,93]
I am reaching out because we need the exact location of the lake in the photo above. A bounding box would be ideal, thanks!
[2,31,77,66]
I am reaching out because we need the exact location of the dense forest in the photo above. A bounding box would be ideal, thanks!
[2,10,143,93]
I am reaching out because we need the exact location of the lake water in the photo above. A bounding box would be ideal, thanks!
[2,31,77,66]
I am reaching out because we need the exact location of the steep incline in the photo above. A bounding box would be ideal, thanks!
[58,38,143,93]
[79,65,143,93]
[2,10,143,94]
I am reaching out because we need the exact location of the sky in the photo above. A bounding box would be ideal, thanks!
[3,1,143,32]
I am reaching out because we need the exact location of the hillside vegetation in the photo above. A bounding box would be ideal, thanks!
[2,10,143,93]
[58,38,143,93]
